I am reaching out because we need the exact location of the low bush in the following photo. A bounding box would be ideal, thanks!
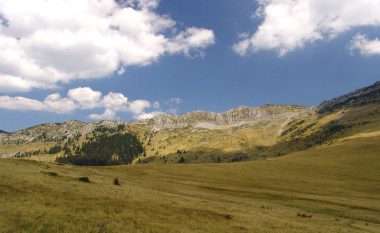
[78,177,91,183]
[41,171,58,176]
[114,178,120,186]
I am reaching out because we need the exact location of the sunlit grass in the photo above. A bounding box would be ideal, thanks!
[1,136,379,232]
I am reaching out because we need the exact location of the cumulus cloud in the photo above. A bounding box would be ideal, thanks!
[68,87,102,109]
[0,96,47,111]
[0,0,215,93]
[127,100,151,116]
[0,86,172,120]
[234,0,380,56]
[88,109,118,121]
[168,27,216,58]
[44,93,78,114]
[102,92,128,111]
[349,34,380,56]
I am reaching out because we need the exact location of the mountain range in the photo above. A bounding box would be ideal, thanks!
[1,81,379,164]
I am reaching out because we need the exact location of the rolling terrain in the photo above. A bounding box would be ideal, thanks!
[0,134,379,232]
[1,82,379,165]
[0,81,379,232]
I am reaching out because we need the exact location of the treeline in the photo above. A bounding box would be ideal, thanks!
[14,145,61,158]
[57,133,143,166]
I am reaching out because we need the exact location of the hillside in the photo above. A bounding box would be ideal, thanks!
[317,81,380,113]
[0,82,379,165]
[0,105,307,163]
[0,135,379,232]
[0,82,379,232]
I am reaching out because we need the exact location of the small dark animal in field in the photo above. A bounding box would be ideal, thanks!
[78,177,91,183]
[297,213,312,218]
[114,178,120,186]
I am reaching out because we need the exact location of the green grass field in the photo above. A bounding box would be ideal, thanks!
[1,135,379,233]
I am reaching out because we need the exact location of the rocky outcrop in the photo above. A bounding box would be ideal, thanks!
[138,105,307,130]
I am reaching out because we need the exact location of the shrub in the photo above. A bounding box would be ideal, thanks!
[42,171,58,176]
[114,178,120,186]
[78,177,91,183]
[48,145,62,154]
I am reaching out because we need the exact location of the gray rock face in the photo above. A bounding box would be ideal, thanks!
[137,105,307,130]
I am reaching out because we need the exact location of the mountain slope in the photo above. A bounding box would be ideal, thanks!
[273,81,380,156]
[318,81,380,113]
[1,133,379,232]
[0,81,379,164]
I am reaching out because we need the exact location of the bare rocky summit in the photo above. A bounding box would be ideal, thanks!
[137,105,307,130]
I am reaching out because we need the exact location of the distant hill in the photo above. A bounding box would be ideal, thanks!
[0,81,379,165]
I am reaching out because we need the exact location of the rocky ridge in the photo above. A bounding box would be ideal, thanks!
[318,81,380,113]
[137,105,307,130]
[0,105,307,143]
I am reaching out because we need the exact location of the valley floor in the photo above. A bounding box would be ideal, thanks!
[0,136,379,233]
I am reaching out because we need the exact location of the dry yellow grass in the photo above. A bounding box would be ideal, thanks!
[0,135,379,233]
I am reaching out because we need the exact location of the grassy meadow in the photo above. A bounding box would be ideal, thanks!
[1,135,379,233]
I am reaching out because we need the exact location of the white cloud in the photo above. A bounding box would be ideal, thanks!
[102,92,128,111]
[136,111,162,120]
[168,27,215,58]
[0,75,47,93]
[349,34,380,56]
[68,87,102,109]
[0,96,47,111]
[89,109,117,121]
[44,93,78,114]
[127,100,151,115]
[0,0,215,93]
[234,0,380,56]
[0,86,177,120]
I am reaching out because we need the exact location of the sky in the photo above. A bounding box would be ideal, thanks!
[0,0,380,132]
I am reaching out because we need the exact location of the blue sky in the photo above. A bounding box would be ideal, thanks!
[0,0,380,131]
